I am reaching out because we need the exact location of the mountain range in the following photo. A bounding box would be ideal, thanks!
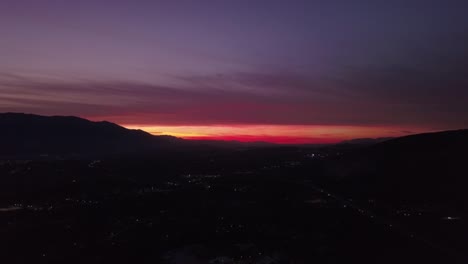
[1,113,467,163]
[0,113,184,158]
[327,128,468,204]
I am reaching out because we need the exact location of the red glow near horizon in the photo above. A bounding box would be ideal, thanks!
[182,135,341,144]
[122,124,425,144]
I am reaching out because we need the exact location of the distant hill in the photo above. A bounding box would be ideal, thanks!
[0,113,183,158]
[327,129,468,204]
[370,129,468,155]
[338,137,393,146]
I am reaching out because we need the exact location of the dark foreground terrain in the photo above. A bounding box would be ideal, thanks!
[0,146,466,264]
[1,114,467,263]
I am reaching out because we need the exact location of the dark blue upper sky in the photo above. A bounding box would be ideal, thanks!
[1,0,467,133]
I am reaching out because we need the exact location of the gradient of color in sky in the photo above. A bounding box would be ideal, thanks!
[1,0,468,143]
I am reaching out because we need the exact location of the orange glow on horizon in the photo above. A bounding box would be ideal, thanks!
[122,124,426,144]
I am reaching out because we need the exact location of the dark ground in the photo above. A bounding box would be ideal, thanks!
[1,145,466,263]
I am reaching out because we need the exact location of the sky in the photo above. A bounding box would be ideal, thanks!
[1,0,467,143]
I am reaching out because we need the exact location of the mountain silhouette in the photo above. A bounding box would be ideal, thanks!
[0,113,183,158]
[329,129,468,204]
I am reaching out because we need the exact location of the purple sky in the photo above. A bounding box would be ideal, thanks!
[1,0,467,141]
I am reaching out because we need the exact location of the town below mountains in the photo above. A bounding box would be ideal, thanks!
[1,113,468,264]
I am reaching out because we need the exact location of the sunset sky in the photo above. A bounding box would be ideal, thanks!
[1,0,467,143]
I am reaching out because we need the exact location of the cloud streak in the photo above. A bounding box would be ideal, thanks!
[1,18,468,137]
[1,57,467,131]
